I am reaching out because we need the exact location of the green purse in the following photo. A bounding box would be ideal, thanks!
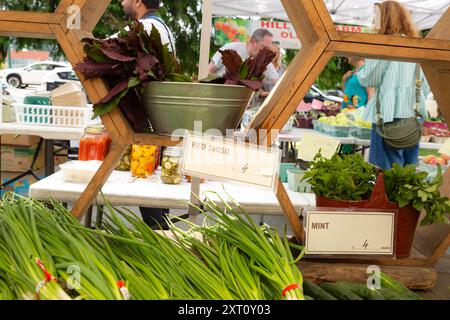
[375,64,423,149]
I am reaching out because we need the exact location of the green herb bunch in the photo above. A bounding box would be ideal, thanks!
[384,163,450,226]
[302,153,377,201]
[302,152,450,226]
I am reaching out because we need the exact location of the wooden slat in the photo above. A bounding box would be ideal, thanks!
[50,24,124,144]
[263,50,334,146]
[328,41,450,63]
[413,224,450,261]
[417,12,450,269]
[281,0,325,45]
[0,22,55,39]
[304,256,431,268]
[55,0,76,14]
[298,262,438,290]
[132,134,182,147]
[0,11,63,24]
[421,7,450,40]
[63,27,133,142]
[420,62,450,123]
[276,179,305,243]
[71,142,129,219]
[311,0,338,39]
[334,32,450,51]
[77,0,111,32]
[248,34,329,133]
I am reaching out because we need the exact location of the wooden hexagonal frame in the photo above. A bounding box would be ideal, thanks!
[0,0,448,276]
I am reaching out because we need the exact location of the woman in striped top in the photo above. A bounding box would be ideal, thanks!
[357,1,431,170]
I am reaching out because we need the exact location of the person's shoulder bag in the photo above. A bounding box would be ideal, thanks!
[375,64,423,149]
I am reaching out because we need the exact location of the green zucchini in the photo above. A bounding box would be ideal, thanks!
[319,282,363,300]
[377,287,408,300]
[335,282,385,300]
[303,280,337,300]
[304,295,315,300]
[380,273,422,300]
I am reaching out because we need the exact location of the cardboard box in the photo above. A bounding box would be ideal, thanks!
[1,144,45,172]
[1,171,41,197]
[1,134,40,147]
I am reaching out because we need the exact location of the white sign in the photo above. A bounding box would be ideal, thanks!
[305,210,396,256]
[181,133,281,190]
[296,133,341,162]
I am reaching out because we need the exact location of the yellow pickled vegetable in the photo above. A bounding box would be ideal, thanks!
[131,145,158,178]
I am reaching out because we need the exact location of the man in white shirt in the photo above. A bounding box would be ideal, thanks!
[120,0,176,53]
[208,28,280,85]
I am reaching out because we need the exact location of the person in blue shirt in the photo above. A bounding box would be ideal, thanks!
[342,56,374,110]
[357,1,430,170]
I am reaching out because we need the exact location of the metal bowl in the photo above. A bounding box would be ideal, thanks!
[141,82,253,136]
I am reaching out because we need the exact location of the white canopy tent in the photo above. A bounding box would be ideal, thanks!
[198,0,450,78]
[212,0,450,30]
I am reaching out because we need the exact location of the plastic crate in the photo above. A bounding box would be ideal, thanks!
[13,103,91,128]
[354,126,371,140]
[328,125,354,137]
[321,123,331,135]
[312,119,322,132]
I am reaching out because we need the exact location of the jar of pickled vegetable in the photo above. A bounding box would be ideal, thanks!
[78,125,112,161]
[161,147,182,185]
[130,145,159,178]
[115,145,132,171]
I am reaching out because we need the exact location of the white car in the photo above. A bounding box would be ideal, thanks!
[39,67,81,91]
[0,61,70,88]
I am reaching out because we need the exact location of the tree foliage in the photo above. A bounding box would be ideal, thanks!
[0,0,203,76]
[0,1,350,90]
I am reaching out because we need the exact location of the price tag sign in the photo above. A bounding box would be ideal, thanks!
[296,132,340,161]
[304,209,396,257]
[181,133,281,190]
[439,137,450,156]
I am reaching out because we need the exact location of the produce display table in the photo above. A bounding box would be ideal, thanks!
[279,128,444,150]
[0,122,86,189]
[0,122,85,141]
[28,169,314,216]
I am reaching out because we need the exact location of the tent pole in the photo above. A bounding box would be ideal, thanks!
[198,0,213,80]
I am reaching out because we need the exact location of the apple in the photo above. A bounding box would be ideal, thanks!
[440,153,450,163]
[435,157,447,166]
[423,155,436,164]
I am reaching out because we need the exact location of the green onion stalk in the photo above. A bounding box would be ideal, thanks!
[0,195,71,300]
[91,202,236,300]
[168,192,306,300]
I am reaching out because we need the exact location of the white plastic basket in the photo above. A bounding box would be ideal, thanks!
[13,103,91,128]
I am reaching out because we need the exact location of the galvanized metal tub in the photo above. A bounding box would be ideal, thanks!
[141,82,253,136]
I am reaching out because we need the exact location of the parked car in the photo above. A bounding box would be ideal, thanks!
[0,61,70,88]
[38,67,81,91]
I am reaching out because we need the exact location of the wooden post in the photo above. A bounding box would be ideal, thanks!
[198,0,213,80]
[71,142,128,219]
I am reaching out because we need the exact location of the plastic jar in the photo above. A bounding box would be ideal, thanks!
[78,125,112,161]
[130,145,159,178]
[161,147,182,185]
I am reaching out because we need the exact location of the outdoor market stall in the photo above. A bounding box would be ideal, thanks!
[0,0,449,299]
